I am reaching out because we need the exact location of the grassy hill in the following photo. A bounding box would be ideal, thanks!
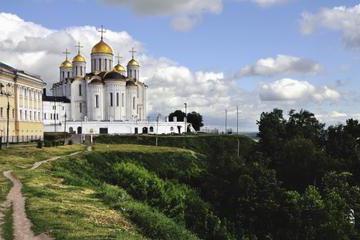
[0,135,255,239]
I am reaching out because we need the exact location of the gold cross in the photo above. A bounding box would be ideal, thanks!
[129,47,137,59]
[62,48,71,60]
[75,42,83,54]
[97,25,106,40]
[115,53,123,64]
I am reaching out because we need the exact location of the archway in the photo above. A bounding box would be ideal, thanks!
[142,127,148,134]
[77,127,82,134]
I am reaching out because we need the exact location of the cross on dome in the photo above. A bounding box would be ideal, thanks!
[75,42,83,54]
[62,48,71,60]
[129,47,137,59]
[97,25,106,40]
[116,53,123,64]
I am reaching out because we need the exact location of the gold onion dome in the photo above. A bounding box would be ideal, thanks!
[128,58,139,67]
[73,54,86,62]
[60,59,72,68]
[113,64,126,73]
[91,40,113,55]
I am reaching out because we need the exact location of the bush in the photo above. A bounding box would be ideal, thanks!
[36,141,43,149]
[68,139,73,145]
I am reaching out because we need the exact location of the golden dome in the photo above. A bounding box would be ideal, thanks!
[127,59,139,67]
[91,40,113,55]
[113,64,126,73]
[73,54,86,62]
[60,60,72,68]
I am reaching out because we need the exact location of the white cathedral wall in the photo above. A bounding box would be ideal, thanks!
[70,79,87,121]
[91,53,113,72]
[72,62,86,78]
[126,86,138,120]
[104,80,127,121]
[88,83,104,121]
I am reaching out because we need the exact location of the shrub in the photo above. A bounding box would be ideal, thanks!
[68,139,73,145]
[36,141,43,149]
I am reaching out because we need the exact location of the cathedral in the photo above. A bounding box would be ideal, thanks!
[51,30,146,122]
[43,28,188,135]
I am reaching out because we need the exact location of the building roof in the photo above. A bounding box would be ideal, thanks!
[0,62,42,80]
[42,95,71,103]
[104,71,126,81]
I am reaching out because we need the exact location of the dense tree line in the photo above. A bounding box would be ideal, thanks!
[94,110,360,239]
[194,108,360,239]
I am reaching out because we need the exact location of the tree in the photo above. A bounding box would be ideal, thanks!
[187,111,204,131]
[169,110,186,122]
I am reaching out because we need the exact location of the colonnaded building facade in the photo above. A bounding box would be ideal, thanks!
[43,30,189,135]
[0,62,45,143]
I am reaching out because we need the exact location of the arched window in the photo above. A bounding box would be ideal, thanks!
[133,97,136,110]
[99,59,101,71]
[76,66,78,76]
[149,127,154,132]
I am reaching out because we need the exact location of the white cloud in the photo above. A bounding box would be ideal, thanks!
[101,0,222,31]
[251,0,289,7]
[300,4,360,49]
[330,111,347,118]
[0,12,348,131]
[99,0,289,31]
[0,12,234,120]
[239,55,322,77]
[259,78,340,102]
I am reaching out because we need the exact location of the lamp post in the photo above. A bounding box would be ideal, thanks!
[156,113,161,146]
[0,83,11,148]
[63,113,67,145]
[184,103,187,134]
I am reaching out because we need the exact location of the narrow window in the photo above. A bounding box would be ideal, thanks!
[62,71,65,79]
[94,59,97,70]
[0,107,3,118]
[79,84,82,96]
[67,72,70,79]
[43,113,46,120]
[116,92,119,106]
[29,111,32,120]
[12,109,15,119]
[79,103,82,113]
[122,93,124,107]
[38,112,40,121]
[76,66,78,76]
[105,59,108,71]
[25,111,27,120]
[95,95,99,108]
[20,110,23,120]
[80,66,83,76]
[133,97,135,110]
[110,93,113,107]
[99,59,101,71]
[50,113,52,120]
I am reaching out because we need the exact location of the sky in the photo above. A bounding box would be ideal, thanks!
[0,0,360,131]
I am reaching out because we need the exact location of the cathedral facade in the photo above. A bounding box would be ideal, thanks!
[51,35,146,122]
[43,31,189,135]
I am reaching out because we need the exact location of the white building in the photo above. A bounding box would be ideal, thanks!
[44,31,190,135]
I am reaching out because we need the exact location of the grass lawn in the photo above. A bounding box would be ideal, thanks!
[0,143,201,239]
[20,161,146,240]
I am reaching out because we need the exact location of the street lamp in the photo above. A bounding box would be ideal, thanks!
[0,83,11,148]
[184,103,187,134]
[156,113,161,146]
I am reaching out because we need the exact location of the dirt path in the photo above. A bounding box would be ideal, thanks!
[31,152,80,170]
[3,171,52,240]
[1,151,82,240]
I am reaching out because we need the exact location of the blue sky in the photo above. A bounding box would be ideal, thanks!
[1,0,359,131]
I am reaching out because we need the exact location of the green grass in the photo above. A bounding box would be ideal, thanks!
[21,161,146,240]
[2,203,13,240]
